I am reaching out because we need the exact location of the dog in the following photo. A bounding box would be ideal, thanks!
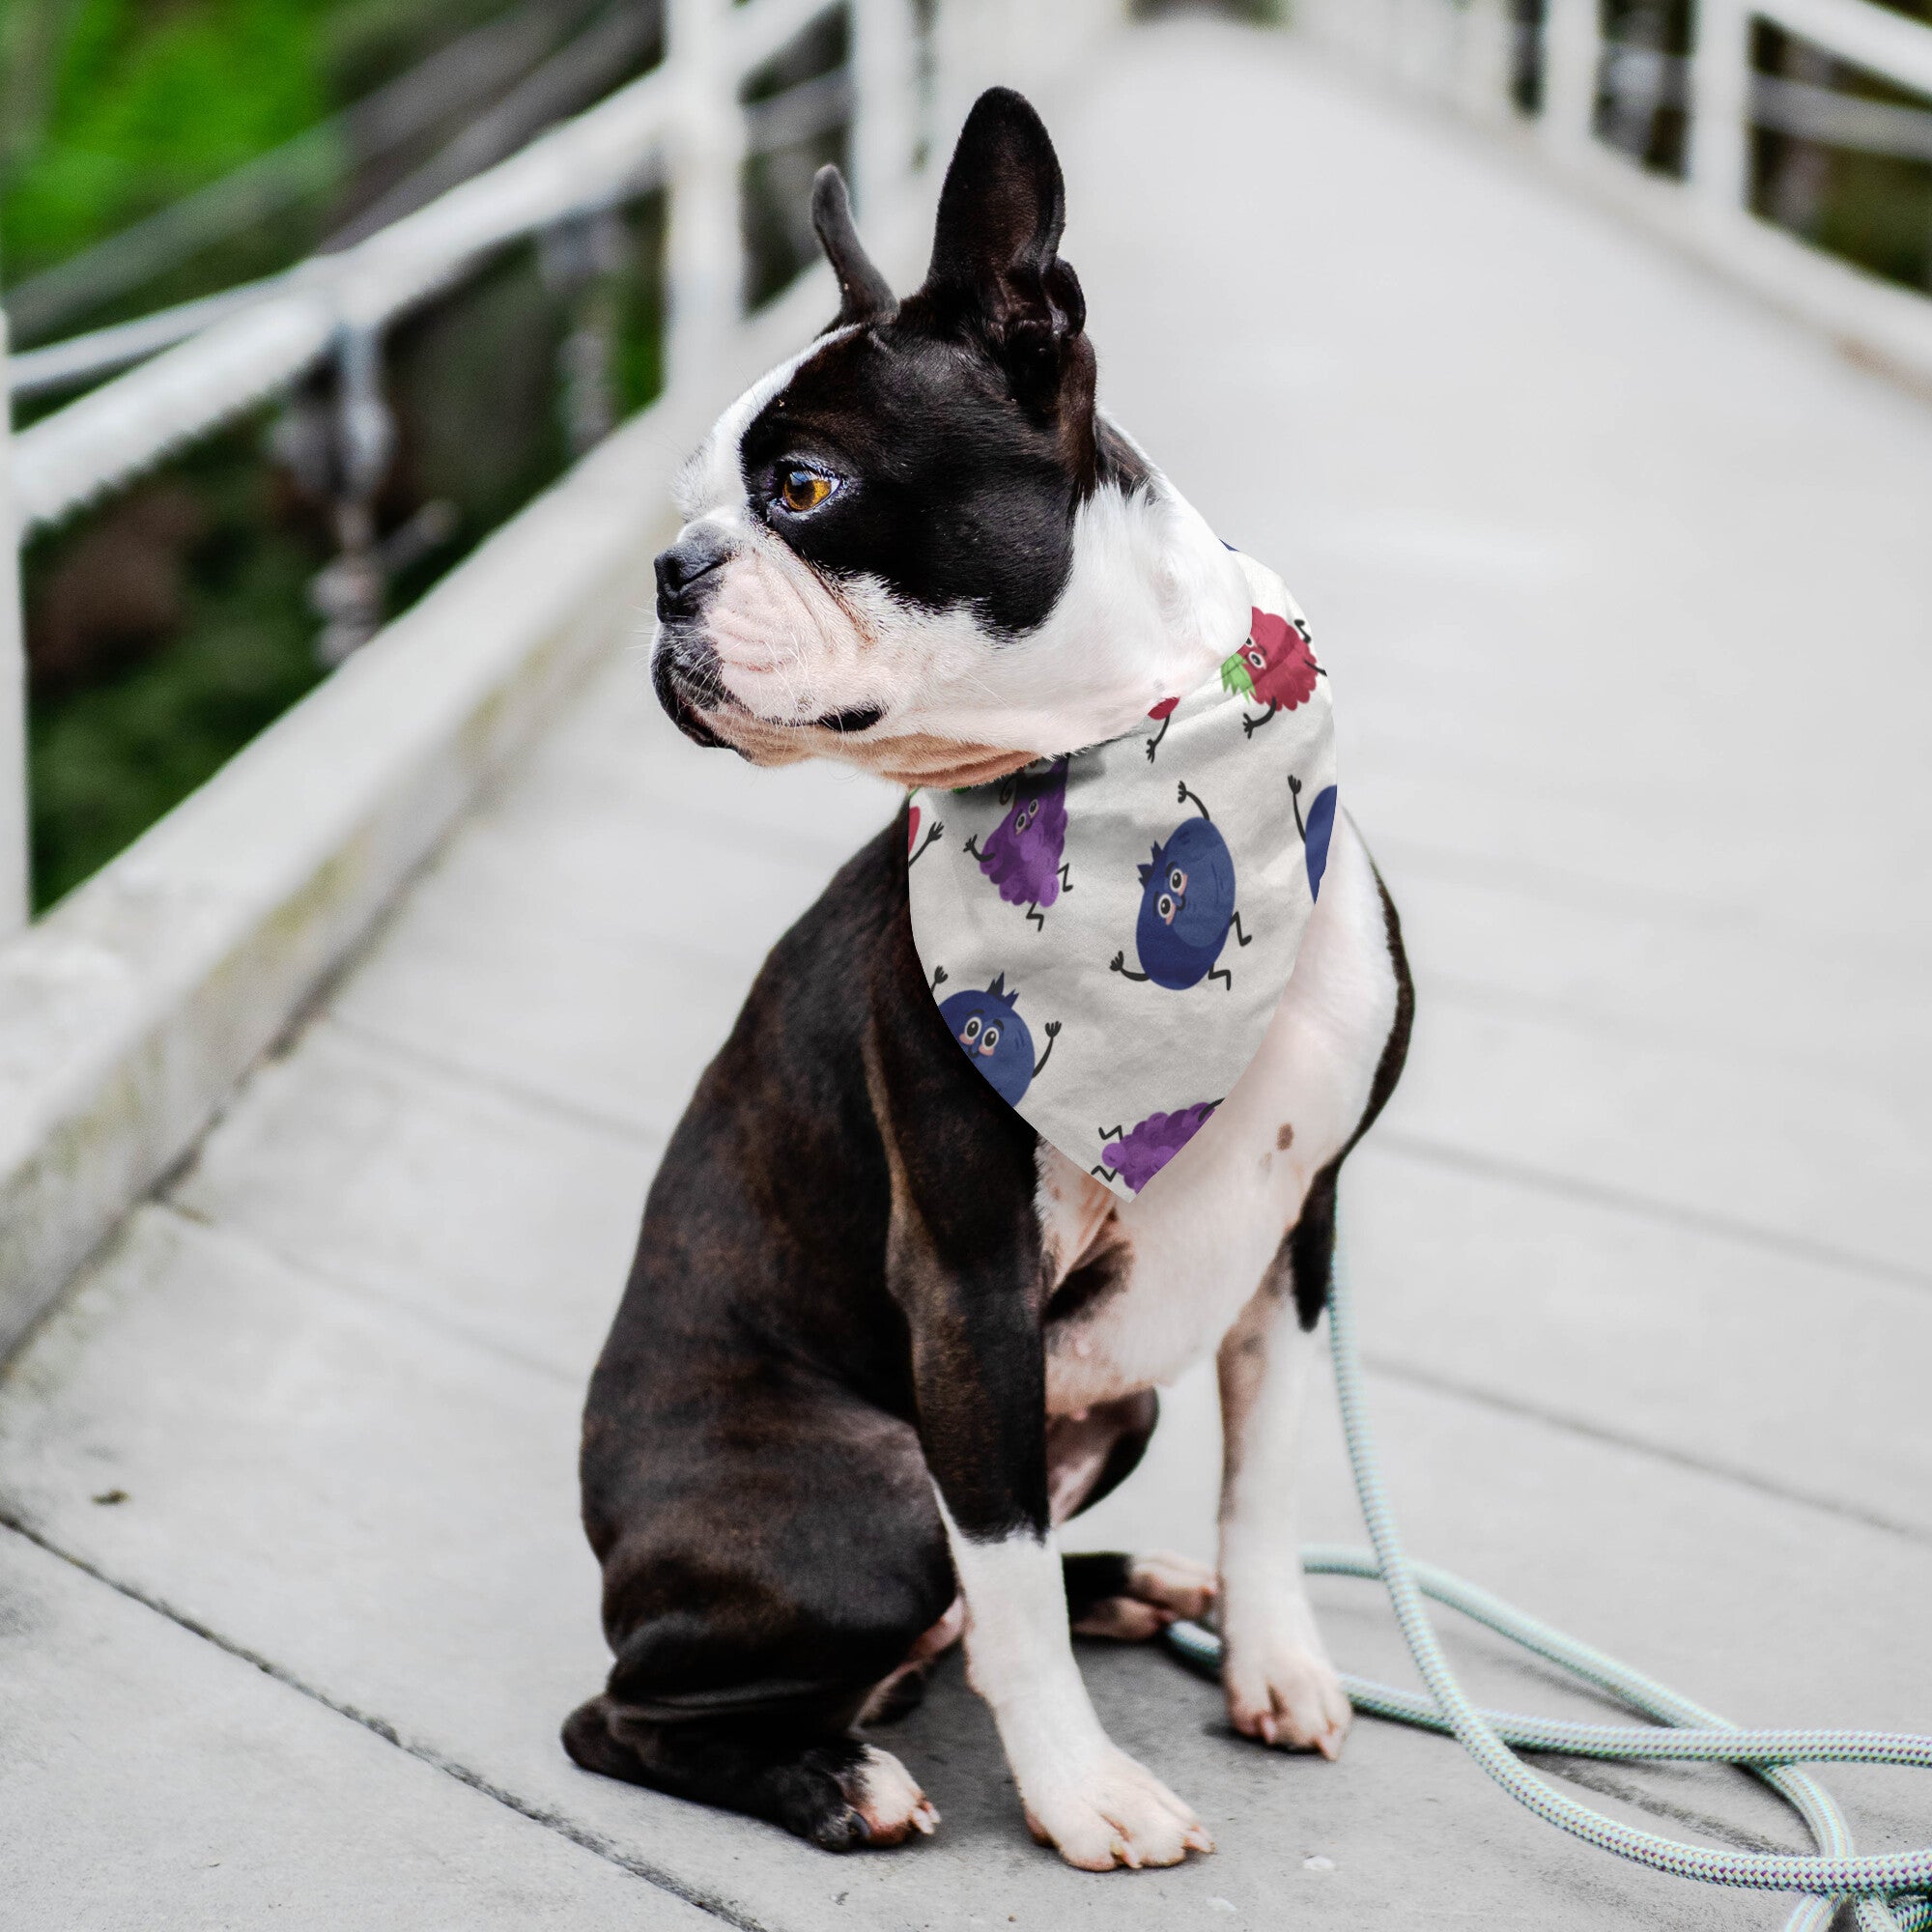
[564,86,1412,1871]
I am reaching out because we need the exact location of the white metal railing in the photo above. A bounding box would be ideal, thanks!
[1293,0,1932,381]
[0,0,967,940]
[0,0,1124,941]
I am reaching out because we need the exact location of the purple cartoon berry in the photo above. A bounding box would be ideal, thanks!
[1092,1102,1221,1193]
[963,757,1071,929]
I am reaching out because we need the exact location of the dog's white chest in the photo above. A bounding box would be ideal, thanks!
[1036,815,1398,1415]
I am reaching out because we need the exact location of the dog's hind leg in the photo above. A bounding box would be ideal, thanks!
[573,1365,956,1852]
[1064,1551,1216,1641]
[562,1699,937,1849]
[1048,1395,1217,1641]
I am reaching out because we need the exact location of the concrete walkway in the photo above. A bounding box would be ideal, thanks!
[5,16,1931,1928]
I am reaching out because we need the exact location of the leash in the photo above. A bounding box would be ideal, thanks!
[1162,1205,1932,1930]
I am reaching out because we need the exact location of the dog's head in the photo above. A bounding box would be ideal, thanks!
[652,88,1246,787]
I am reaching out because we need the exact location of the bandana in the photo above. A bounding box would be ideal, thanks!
[906,556,1337,1200]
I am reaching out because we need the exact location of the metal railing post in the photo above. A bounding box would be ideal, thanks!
[1689,0,1753,221]
[665,0,739,397]
[1541,0,1603,154]
[0,313,30,935]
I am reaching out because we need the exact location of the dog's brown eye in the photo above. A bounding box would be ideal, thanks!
[779,469,833,513]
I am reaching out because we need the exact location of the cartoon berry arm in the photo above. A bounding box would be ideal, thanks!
[1177,781,1211,820]
[929,965,949,993]
[1229,910,1253,948]
[1057,862,1073,894]
[909,819,944,865]
[1240,701,1278,738]
[1289,774,1307,840]
[961,832,983,859]
[1109,951,1151,983]
[1032,1020,1062,1079]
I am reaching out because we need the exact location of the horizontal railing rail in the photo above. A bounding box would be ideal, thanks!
[1292,0,1932,387]
[0,0,895,938]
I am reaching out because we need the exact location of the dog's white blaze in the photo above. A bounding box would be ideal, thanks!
[672,329,858,520]
[1037,812,1398,1410]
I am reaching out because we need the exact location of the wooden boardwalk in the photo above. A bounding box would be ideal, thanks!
[4,16,1930,1927]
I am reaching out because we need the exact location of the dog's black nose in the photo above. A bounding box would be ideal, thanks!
[655,531,731,620]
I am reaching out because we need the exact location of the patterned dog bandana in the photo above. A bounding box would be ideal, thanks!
[906,557,1337,1199]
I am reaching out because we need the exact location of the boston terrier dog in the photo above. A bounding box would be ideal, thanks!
[565,88,1412,1870]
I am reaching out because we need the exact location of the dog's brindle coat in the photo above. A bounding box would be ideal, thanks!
[567,90,1413,1870]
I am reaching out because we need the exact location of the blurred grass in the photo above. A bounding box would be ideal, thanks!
[0,0,518,290]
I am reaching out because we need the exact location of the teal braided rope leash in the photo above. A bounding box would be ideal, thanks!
[1161,1209,1932,1931]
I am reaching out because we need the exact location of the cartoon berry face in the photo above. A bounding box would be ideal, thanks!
[1291,775,1337,900]
[1222,608,1319,735]
[1112,783,1251,991]
[964,757,1071,927]
[936,975,1060,1107]
[1094,1101,1220,1193]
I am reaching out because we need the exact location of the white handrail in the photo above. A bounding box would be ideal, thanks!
[7,0,855,538]
[0,0,913,931]
[1291,0,1932,392]
[1757,0,1932,98]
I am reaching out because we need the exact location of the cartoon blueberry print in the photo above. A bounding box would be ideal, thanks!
[937,975,1061,1107]
[1290,775,1337,900]
[963,758,1071,927]
[1110,781,1253,991]
[1221,608,1320,737]
[1093,1102,1221,1193]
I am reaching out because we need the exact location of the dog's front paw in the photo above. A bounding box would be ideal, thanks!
[1222,1635,1351,1760]
[1021,1744,1212,1871]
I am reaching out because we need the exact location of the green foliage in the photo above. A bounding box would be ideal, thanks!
[0,0,517,286]
[24,417,328,907]
[2,0,332,279]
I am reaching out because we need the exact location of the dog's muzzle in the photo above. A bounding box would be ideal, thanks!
[651,532,735,748]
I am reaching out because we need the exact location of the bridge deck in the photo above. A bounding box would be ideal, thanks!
[4,16,1930,1928]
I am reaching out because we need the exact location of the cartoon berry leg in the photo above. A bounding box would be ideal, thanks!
[1145,696,1179,762]
[907,805,943,865]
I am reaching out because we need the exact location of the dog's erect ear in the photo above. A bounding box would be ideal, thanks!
[811,165,895,327]
[923,88,1088,408]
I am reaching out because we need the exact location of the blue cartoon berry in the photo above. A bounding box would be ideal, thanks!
[1109,781,1253,991]
[936,975,1061,1106]
[963,758,1071,928]
[1290,775,1336,900]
